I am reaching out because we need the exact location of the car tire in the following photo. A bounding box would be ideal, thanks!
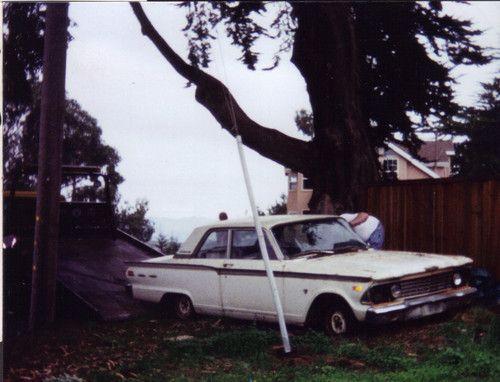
[174,295,194,320]
[323,304,356,336]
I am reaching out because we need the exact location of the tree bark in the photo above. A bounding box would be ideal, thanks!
[291,3,377,213]
[131,3,311,175]
[30,3,69,331]
[130,3,378,213]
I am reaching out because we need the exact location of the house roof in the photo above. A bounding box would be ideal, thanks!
[387,142,440,179]
[418,140,455,163]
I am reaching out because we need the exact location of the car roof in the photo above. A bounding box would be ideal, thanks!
[176,214,340,256]
[204,214,338,229]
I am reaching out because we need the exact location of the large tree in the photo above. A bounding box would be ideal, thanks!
[3,2,49,183]
[3,2,154,241]
[117,199,155,242]
[453,77,500,177]
[131,2,489,213]
[3,3,122,201]
[17,94,124,204]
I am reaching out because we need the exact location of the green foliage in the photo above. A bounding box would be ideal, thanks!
[453,77,500,177]
[293,329,334,354]
[180,2,491,151]
[3,4,157,246]
[267,193,287,215]
[3,3,75,183]
[156,233,181,254]
[180,2,267,70]
[163,326,277,366]
[3,2,45,124]
[2,4,123,205]
[117,199,155,242]
[295,109,314,139]
[484,314,500,350]
[7,307,500,381]
[12,96,124,203]
[207,326,277,359]
[363,345,417,371]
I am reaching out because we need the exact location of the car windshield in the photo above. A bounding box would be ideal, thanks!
[271,218,367,258]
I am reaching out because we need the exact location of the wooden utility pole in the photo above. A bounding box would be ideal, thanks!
[29,3,69,331]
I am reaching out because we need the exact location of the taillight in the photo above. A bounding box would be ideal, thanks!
[127,269,135,277]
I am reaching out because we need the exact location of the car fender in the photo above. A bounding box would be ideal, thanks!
[303,284,369,322]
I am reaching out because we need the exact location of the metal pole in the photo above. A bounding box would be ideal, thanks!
[29,3,69,331]
[235,135,291,353]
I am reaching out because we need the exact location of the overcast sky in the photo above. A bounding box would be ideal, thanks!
[64,2,499,230]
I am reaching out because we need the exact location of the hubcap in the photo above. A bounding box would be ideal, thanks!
[178,298,191,316]
[330,312,346,334]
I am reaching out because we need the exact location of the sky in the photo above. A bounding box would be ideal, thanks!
[64,1,499,236]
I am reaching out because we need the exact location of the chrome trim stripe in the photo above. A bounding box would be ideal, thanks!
[125,261,372,282]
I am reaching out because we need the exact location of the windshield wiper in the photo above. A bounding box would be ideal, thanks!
[332,245,364,254]
[295,250,334,259]
[333,240,368,254]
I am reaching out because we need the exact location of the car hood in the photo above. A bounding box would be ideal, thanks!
[283,250,472,281]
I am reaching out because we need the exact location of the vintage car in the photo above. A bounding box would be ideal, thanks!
[125,215,477,335]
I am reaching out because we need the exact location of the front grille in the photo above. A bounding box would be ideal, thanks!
[399,271,454,298]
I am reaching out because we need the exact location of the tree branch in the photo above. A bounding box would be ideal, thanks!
[130,2,311,173]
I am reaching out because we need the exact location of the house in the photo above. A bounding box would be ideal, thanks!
[286,140,455,214]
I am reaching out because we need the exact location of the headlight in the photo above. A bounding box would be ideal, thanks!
[452,272,463,287]
[390,283,402,299]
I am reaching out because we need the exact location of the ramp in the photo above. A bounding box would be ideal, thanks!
[58,230,162,321]
[4,189,163,323]
[4,167,165,324]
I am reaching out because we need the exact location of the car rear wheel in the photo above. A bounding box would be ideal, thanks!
[174,295,194,320]
[323,304,356,336]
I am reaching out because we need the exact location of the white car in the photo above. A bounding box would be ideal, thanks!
[125,215,476,335]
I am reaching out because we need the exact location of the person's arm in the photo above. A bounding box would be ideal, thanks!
[349,212,369,227]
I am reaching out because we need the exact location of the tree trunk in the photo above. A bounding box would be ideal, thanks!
[131,3,378,215]
[30,3,69,331]
[291,3,377,213]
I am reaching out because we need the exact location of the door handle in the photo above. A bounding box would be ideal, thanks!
[223,263,234,268]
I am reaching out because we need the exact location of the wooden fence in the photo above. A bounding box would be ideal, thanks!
[365,178,500,280]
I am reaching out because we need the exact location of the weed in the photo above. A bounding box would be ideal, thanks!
[293,329,334,354]
[207,327,277,359]
[7,307,500,382]
[363,345,417,370]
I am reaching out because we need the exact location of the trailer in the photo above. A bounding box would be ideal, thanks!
[4,166,161,332]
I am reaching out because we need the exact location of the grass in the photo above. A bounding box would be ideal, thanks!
[5,306,500,382]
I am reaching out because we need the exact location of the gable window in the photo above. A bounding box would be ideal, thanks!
[383,159,398,174]
[289,174,298,191]
[302,176,313,190]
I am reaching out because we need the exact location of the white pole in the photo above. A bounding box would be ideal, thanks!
[235,135,291,353]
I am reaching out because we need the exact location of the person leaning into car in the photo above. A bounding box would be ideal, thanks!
[340,212,384,250]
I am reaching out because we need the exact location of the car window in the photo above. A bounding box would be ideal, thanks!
[196,230,228,259]
[272,218,366,258]
[231,229,277,260]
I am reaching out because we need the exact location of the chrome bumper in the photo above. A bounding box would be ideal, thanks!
[365,286,477,324]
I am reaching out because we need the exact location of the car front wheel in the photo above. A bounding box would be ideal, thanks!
[174,295,194,320]
[323,304,355,336]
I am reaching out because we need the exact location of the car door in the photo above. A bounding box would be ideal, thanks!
[185,229,229,315]
[220,228,285,321]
